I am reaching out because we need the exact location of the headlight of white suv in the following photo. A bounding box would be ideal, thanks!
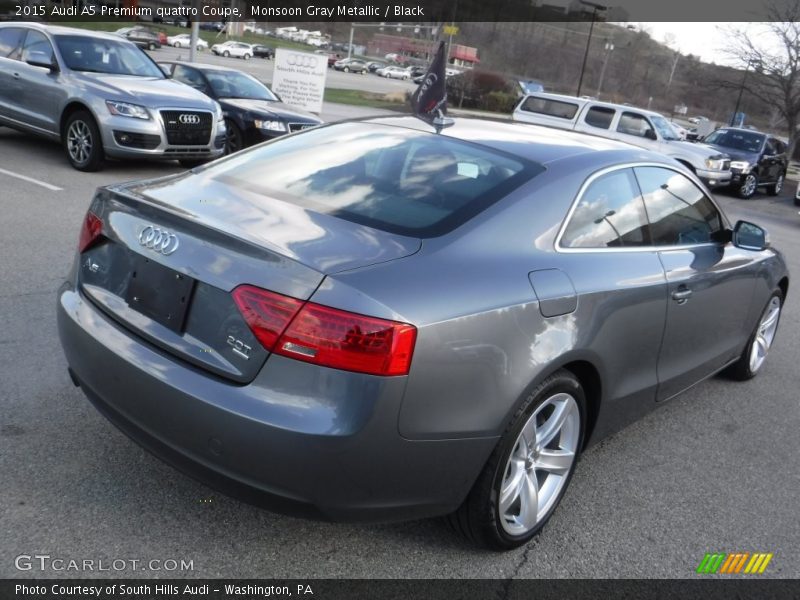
[254,119,287,132]
[106,100,150,120]
[704,157,727,171]
[730,161,752,172]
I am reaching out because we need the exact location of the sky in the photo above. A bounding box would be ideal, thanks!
[636,22,753,66]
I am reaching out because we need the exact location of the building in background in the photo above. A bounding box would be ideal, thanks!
[368,33,479,68]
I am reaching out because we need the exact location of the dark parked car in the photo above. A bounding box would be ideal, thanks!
[333,58,367,73]
[58,117,788,551]
[116,26,162,50]
[251,44,273,59]
[406,65,427,78]
[160,61,321,154]
[703,128,788,198]
[366,60,386,73]
[199,21,225,32]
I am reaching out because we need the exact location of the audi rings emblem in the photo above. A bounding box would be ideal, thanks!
[286,54,318,69]
[178,113,201,125]
[138,226,180,255]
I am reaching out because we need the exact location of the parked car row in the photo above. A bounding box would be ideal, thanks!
[512,92,789,200]
[0,23,317,171]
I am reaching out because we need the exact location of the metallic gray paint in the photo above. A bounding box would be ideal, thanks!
[57,117,789,522]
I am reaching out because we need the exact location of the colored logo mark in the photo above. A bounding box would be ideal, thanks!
[696,552,774,574]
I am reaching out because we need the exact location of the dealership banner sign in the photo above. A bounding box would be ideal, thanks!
[271,49,328,115]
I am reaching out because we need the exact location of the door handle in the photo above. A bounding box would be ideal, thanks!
[672,287,692,304]
[13,72,20,79]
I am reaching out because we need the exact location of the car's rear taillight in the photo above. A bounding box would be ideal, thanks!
[232,284,417,376]
[232,285,304,351]
[78,211,103,253]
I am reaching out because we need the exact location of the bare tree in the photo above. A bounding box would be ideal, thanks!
[723,2,800,154]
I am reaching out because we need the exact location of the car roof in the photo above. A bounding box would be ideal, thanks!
[0,22,130,42]
[522,91,666,119]
[361,116,660,166]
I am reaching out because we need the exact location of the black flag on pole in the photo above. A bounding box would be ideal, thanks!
[411,41,448,123]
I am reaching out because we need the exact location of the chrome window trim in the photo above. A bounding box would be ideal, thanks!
[555,161,729,254]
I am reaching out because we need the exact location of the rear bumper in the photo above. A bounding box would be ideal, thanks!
[57,284,496,522]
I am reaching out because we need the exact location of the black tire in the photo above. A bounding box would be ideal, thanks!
[174,42,182,48]
[223,50,230,57]
[738,172,759,199]
[344,67,350,72]
[63,111,104,172]
[447,369,586,550]
[725,290,783,381]
[148,42,156,51]
[223,119,243,155]
[767,172,785,196]
[243,54,251,61]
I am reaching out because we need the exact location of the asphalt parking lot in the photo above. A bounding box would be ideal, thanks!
[1,116,799,579]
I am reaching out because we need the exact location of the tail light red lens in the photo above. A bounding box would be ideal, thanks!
[232,284,417,376]
[78,211,103,253]
[231,285,304,351]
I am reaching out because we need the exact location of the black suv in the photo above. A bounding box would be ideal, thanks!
[703,128,788,198]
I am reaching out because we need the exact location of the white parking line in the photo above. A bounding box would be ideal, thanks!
[0,167,63,192]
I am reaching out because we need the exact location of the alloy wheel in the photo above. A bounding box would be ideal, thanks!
[66,120,92,166]
[741,174,757,197]
[499,392,580,535]
[749,296,781,373]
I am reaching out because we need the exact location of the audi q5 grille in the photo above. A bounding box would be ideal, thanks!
[288,123,316,133]
[161,111,212,146]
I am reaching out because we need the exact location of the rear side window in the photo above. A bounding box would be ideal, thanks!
[520,97,579,120]
[584,106,615,129]
[561,169,649,248]
[634,167,723,246]
[206,122,541,238]
[0,27,25,59]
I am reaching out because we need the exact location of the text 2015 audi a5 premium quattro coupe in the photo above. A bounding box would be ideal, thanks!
[57,117,788,550]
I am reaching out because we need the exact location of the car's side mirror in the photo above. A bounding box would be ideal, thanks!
[733,220,769,251]
[25,50,59,72]
[644,129,657,141]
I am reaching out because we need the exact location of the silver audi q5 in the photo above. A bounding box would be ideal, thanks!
[57,117,788,550]
[0,23,225,171]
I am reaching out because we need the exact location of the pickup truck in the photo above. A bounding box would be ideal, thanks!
[512,92,732,189]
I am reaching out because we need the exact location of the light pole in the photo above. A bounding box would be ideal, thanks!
[595,39,614,98]
[576,0,608,98]
[730,58,753,126]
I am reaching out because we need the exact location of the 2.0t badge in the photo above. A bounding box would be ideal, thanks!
[138,226,180,255]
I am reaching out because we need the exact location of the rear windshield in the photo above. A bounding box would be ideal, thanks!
[205,122,540,237]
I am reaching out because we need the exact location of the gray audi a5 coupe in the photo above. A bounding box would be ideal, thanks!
[0,23,225,171]
[57,117,788,550]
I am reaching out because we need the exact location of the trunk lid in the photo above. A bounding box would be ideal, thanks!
[78,175,420,383]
